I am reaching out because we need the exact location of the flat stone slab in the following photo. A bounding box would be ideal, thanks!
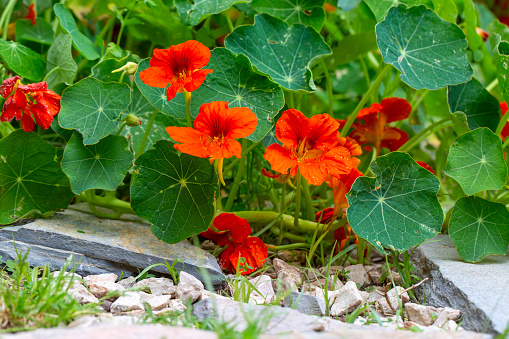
[411,234,509,334]
[0,203,224,286]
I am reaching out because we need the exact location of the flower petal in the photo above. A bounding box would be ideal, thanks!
[307,113,340,151]
[1,90,26,122]
[416,161,436,175]
[315,207,335,224]
[166,126,210,158]
[264,144,297,176]
[183,69,213,93]
[229,237,268,275]
[381,127,408,151]
[209,138,242,159]
[213,213,251,245]
[381,97,412,123]
[275,109,309,148]
[224,107,257,139]
[0,76,21,98]
[20,110,35,132]
[140,66,171,88]
[178,40,212,70]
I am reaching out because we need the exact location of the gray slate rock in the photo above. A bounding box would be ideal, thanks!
[0,203,225,286]
[412,234,509,334]
[283,291,326,315]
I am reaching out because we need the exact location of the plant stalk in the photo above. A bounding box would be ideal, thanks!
[137,108,158,157]
[224,140,247,212]
[185,90,192,127]
[398,117,451,153]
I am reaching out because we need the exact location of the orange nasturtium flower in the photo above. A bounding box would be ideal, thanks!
[139,40,213,101]
[0,76,61,133]
[166,101,257,184]
[339,97,411,155]
[500,102,509,141]
[24,4,36,25]
[201,213,268,275]
[264,109,353,186]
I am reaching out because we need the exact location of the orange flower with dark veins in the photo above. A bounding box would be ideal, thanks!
[166,101,257,184]
[201,213,268,275]
[0,76,60,133]
[264,109,352,186]
[139,40,213,101]
[339,97,411,155]
[24,4,36,25]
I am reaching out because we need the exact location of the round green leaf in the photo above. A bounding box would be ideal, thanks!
[46,33,78,90]
[134,59,186,119]
[446,128,507,196]
[54,3,100,60]
[61,133,133,194]
[15,19,54,45]
[174,0,249,26]
[494,40,509,104]
[449,196,509,263]
[0,130,74,225]
[191,48,284,142]
[251,0,325,31]
[376,5,472,90]
[131,140,217,244]
[225,13,332,92]
[58,77,131,145]
[447,78,501,133]
[0,40,45,82]
[347,152,443,253]
[365,0,431,22]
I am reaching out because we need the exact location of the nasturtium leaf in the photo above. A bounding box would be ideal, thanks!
[0,130,74,225]
[58,78,131,145]
[61,133,133,194]
[251,0,325,31]
[134,59,186,119]
[494,40,509,104]
[0,40,45,82]
[449,196,509,263]
[331,31,377,67]
[445,128,507,196]
[337,0,362,12]
[91,53,140,83]
[131,140,218,244]
[15,19,54,45]
[464,0,483,53]
[51,119,73,142]
[449,112,470,136]
[430,0,457,23]
[54,4,100,60]
[347,152,443,253]
[376,5,472,90]
[364,0,432,22]
[225,14,331,92]
[119,88,174,157]
[175,0,249,26]
[447,78,500,133]
[46,33,78,90]
[191,48,284,142]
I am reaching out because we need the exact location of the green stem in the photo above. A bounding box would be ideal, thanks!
[496,108,509,136]
[83,191,123,219]
[118,70,126,84]
[278,183,287,245]
[43,67,60,82]
[0,0,16,40]
[503,137,509,150]
[486,78,499,93]
[224,10,234,32]
[224,139,247,212]
[270,227,307,242]
[116,122,127,136]
[224,141,261,173]
[98,13,116,40]
[269,243,311,250]
[185,91,192,127]
[398,117,452,153]
[321,60,334,116]
[294,171,302,229]
[116,6,134,46]
[80,191,134,215]
[396,90,429,128]
[302,178,314,220]
[359,57,371,98]
[340,64,391,137]
[137,108,158,157]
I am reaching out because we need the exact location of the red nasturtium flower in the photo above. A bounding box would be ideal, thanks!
[201,213,268,275]
[0,76,60,133]
[139,40,213,101]
[24,4,36,25]
[339,97,411,155]
[264,109,353,186]
[500,102,509,141]
[166,101,257,184]
[261,168,294,187]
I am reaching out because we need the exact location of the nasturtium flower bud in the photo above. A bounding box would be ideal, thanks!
[112,62,138,76]
[125,114,141,127]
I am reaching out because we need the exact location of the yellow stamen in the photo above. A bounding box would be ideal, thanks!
[217,158,226,186]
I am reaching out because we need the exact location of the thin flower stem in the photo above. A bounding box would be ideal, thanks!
[115,122,127,136]
[0,0,16,40]
[185,90,192,127]
[137,108,158,157]
[496,109,509,136]
[116,4,135,46]
[224,140,247,212]
[302,178,314,221]
[359,57,371,96]
[321,60,334,116]
[268,243,311,250]
[486,78,499,93]
[224,10,234,32]
[83,190,123,219]
[224,141,261,173]
[294,170,303,229]
[396,89,429,128]
[398,117,452,153]
[98,13,116,40]
[42,67,60,82]
[340,64,391,137]
[118,70,127,84]
[502,137,509,150]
